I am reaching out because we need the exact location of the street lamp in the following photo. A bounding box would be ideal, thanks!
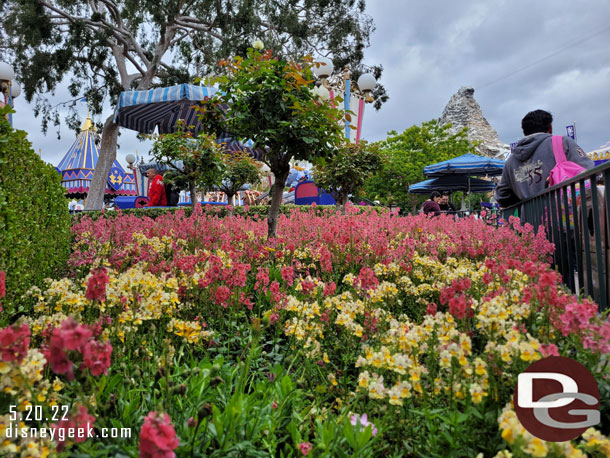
[0,61,20,126]
[312,57,377,142]
[125,153,141,196]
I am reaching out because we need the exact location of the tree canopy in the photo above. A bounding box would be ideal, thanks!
[364,120,477,209]
[200,47,346,237]
[1,0,385,210]
[314,140,382,213]
[149,121,225,209]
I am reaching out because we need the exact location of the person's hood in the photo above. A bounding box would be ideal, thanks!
[512,133,550,161]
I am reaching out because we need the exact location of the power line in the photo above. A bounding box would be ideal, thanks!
[477,22,610,90]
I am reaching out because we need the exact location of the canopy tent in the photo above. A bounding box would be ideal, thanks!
[113,83,264,159]
[56,117,136,198]
[588,140,610,166]
[409,175,496,194]
[423,153,504,177]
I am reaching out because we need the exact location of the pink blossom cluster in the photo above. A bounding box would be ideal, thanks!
[43,318,112,379]
[52,405,96,451]
[139,411,180,458]
[0,323,30,363]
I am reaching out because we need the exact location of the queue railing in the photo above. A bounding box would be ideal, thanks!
[502,161,610,311]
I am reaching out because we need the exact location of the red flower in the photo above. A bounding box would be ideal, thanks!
[0,324,30,363]
[0,270,5,298]
[58,318,92,351]
[139,412,180,458]
[86,267,109,301]
[82,339,113,376]
[299,442,313,456]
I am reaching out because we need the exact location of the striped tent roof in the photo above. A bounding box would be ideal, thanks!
[409,175,496,194]
[56,117,136,197]
[423,153,505,177]
[113,83,263,160]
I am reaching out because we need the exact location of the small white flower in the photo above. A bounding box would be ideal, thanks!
[252,39,264,50]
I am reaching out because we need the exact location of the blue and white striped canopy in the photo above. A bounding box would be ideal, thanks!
[113,84,263,159]
[114,84,217,134]
[409,175,496,194]
[423,153,504,177]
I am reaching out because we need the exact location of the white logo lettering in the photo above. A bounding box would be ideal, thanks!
[517,372,578,408]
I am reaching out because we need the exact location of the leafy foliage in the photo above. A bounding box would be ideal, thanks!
[0,106,71,317]
[218,151,262,202]
[149,122,226,206]
[364,120,476,209]
[200,47,346,237]
[314,140,383,211]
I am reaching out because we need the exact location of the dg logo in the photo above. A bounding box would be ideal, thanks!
[514,356,600,442]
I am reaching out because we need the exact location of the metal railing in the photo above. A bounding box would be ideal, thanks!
[502,161,610,311]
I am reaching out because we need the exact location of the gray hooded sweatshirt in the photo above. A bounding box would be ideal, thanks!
[494,133,594,207]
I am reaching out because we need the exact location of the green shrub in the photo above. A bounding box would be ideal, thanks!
[0,106,71,317]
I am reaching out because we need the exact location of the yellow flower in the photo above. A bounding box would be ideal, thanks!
[524,437,548,457]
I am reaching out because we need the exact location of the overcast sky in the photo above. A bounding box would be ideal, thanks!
[9,0,610,168]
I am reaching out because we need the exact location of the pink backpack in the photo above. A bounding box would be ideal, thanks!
[548,135,585,186]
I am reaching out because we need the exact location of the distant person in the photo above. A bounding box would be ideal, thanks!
[438,192,456,212]
[421,191,442,215]
[146,167,167,207]
[495,109,594,207]
[163,171,180,207]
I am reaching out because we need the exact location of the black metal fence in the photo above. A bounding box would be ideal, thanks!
[502,161,610,311]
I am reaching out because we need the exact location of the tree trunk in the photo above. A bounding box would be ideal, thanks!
[189,180,198,211]
[84,115,119,210]
[267,167,290,239]
[337,193,348,215]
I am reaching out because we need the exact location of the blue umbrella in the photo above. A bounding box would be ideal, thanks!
[409,175,496,194]
[423,153,504,177]
[113,83,263,160]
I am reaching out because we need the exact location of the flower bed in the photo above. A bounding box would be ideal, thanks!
[1,206,609,457]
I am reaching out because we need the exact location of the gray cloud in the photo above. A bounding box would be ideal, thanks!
[363,0,610,152]
[8,0,610,168]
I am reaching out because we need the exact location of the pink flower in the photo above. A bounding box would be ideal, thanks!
[426,303,437,316]
[82,339,113,376]
[539,344,559,357]
[86,267,109,301]
[52,405,95,449]
[139,412,180,458]
[281,266,294,286]
[0,324,30,363]
[298,442,313,456]
[0,270,5,299]
[58,318,92,351]
[350,413,378,437]
[213,285,232,308]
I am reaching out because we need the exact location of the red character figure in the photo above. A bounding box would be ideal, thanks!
[145,168,167,207]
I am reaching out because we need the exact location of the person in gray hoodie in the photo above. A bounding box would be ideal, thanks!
[495,109,594,207]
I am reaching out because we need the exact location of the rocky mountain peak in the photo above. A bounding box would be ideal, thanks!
[438,86,510,159]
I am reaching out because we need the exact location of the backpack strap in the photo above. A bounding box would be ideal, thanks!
[551,135,567,164]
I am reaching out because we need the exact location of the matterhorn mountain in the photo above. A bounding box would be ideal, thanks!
[438,86,510,159]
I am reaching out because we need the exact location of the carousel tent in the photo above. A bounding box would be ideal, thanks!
[588,140,610,166]
[56,116,136,198]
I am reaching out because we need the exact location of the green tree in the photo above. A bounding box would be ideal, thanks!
[314,140,382,213]
[364,120,476,211]
[150,122,225,210]
[218,151,262,207]
[201,48,345,237]
[1,0,385,211]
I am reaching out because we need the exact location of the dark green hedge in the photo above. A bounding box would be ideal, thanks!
[72,204,387,222]
[0,106,71,315]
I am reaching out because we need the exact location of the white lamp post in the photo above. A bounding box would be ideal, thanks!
[0,62,19,126]
[125,153,141,195]
[312,56,377,142]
